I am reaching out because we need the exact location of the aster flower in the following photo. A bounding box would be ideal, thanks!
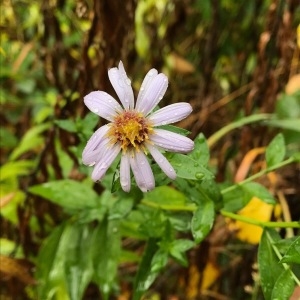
[82,61,194,192]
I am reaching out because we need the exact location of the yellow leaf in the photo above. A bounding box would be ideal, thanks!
[200,262,220,290]
[233,197,274,244]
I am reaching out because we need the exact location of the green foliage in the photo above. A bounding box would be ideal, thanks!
[1,0,299,299]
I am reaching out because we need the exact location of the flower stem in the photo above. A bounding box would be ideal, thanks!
[221,156,295,195]
[207,114,272,148]
[141,200,300,229]
[221,210,300,228]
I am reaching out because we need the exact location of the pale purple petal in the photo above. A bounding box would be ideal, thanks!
[135,73,168,116]
[148,103,193,126]
[146,143,176,180]
[91,143,121,181]
[84,91,122,121]
[129,151,155,192]
[82,125,109,165]
[150,129,194,153]
[136,68,158,109]
[108,61,134,110]
[120,153,131,192]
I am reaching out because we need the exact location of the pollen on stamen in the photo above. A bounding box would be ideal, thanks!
[107,110,153,152]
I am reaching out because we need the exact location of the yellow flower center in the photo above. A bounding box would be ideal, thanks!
[108,111,153,152]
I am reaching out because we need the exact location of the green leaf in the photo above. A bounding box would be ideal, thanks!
[241,182,276,205]
[276,92,300,119]
[280,236,300,264]
[0,160,35,181]
[265,133,286,167]
[9,123,51,160]
[221,185,247,212]
[157,124,191,136]
[274,237,299,255]
[271,269,295,300]
[258,229,284,300]
[64,224,95,300]
[36,223,69,300]
[36,222,95,300]
[264,119,300,132]
[55,119,77,132]
[132,238,160,300]
[169,239,195,266]
[189,133,210,166]
[143,186,187,207]
[170,153,214,180]
[29,179,98,210]
[191,199,215,243]
[92,218,121,300]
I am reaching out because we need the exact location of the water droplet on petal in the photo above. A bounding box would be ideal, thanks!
[148,70,154,76]
[140,86,145,91]
[89,162,96,166]
[92,107,99,113]
[108,98,112,103]
[125,78,131,85]
[158,95,163,100]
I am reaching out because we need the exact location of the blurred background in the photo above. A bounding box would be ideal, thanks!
[1,0,300,299]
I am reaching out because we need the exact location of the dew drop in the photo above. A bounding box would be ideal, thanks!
[174,112,178,116]
[148,70,154,77]
[140,86,145,91]
[89,162,96,167]
[108,98,112,103]
[158,95,163,100]
[163,78,167,82]
[125,78,131,85]
[92,107,99,113]
[194,162,199,167]
[195,172,204,180]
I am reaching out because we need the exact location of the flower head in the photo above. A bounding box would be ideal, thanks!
[82,61,194,192]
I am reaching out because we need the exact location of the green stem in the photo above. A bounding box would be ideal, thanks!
[221,156,295,195]
[221,210,300,229]
[207,114,273,148]
[141,200,300,229]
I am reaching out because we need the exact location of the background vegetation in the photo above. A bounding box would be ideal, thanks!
[1,0,300,299]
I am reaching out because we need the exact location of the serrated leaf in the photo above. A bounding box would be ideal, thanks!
[189,133,210,166]
[280,236,300,264]
[271,269,295,300]
[222,185,247,212]
[29,179,98,210]
[143,186,187,207]
[170,153,214,180]
[265,133,286,167]
[169,239,195,266]
[258,229,284,300]
[241,182,276,205]
[191,200,215,243]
